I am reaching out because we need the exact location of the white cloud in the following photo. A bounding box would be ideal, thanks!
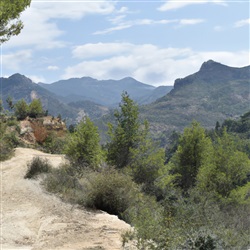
[93,24,132,35]
[94,18,177,35]
[158,0,227,11]
[27,75,46,83]
[2,50,33,71]
[95,15,204,35]
[47,65,59,71]
[117,7,129,14]
[32,1,115,20]
[72,43,134,59]
[234,18,250,28]
[109,15,127,25]
[4,1,116,49]
[63,43,250,86]
[179,19,205,25]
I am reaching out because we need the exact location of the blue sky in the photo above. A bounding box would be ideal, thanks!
[1,0,249,86]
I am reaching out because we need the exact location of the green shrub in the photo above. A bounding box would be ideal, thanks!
[29,99,44,118]
[64,117,103,171]
[0,123,18,161]
[0,141,13,161]
[4,132,20,147]
[124,195,167,249]
[82,167,139,219]
[43,133,65,154]
[6,117,18,127]
[14,99,29,120]
[44,165,84,203]
[25,157,52,179]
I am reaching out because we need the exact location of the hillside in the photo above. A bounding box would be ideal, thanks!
[0,74,78,123]
[137,85,173,104]
[0,74,111,123]
[140,60,250,134]
[39,76,171,106]
[68,100,109,121]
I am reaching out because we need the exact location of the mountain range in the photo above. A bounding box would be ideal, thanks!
[140,60,250,134]
[1,60,249,136]
[0,73,78,123]
[0,73,171,123]
[38,77,172,106]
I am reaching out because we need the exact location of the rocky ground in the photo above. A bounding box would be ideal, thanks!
[1,148,134,250]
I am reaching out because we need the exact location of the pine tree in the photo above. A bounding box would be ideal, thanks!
[0,0,31,43]
[14,99,29,120]
[106,92,141,169]
[64,117,102,171]
[170,121,213,192]
[197,129,250,198]
[29,99,44,118]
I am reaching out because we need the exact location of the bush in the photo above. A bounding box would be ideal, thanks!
[44,165,84,203]
[4,132,20,147]
[14,99,29,120]
[25,157,52,179]
[0,141,13,161]
[6,117,18,127]
[0,121,19,161]
[43,133,65,154]
[43,164,146,221]
[82,167,139,219]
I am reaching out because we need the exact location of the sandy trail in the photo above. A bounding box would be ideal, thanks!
[1,148,132,250]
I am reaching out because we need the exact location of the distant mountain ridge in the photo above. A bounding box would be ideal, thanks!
[39,77,172,106]
[1,60,248,133]
[0,73,79,123]
[0,73,172,124]
[141,60,250,134]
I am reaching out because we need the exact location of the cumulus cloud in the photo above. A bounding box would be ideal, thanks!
[4,1,116,49]
[179,19,205,25]
[47,65,59,71]
[27,75,46,83]
[72,43,134,59]
[158,0,227,11]
[63,43,250,86]
[234,18,250,28]
[117,7,129,14]
[31,1,115,20]
[2,50,33,70]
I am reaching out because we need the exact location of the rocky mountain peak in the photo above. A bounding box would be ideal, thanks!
[199,60,229,73]
[8,73,34,85]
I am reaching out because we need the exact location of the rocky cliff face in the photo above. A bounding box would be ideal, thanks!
[19,116,67,145]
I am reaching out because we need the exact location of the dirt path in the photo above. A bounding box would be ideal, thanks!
[1,148,133,250]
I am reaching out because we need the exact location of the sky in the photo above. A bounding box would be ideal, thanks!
[1,0,249,86]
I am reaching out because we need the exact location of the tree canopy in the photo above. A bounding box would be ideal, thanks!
[0,0,31,43]
[64,117,103,171]
[170,121,213,192]
[14,98,45,120]
[106,92,141,169]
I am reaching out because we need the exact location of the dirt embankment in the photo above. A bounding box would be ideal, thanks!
[1,148,133,250]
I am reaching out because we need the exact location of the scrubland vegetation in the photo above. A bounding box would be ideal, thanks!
[1,94,250,249]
